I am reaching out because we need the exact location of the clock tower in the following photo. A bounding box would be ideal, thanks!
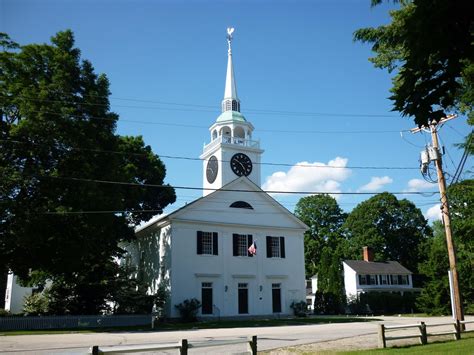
[200,28,264,196]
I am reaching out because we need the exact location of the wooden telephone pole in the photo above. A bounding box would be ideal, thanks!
[411,114,464,324]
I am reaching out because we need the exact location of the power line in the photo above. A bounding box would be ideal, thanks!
[450,130,472,186]
[2,108,406,134]
[5,94,401,119]
[35,174,439,196]
[0,139,419,170]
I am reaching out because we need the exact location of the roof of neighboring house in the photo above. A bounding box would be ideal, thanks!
[344,260,412,275]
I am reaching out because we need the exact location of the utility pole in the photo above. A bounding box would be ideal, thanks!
[411,114,464,324]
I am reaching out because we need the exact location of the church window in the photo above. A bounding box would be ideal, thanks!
[233,234,253,257]
[197,231,218,255]
[266,236,285,258]
[229,201,253,209]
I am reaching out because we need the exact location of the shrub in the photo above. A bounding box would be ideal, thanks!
[314,291,342,315]
[290,301,308,317]
[0,308,11,317]
[23,293,49,316]
[347,292,419,315]
[174,298,201,322]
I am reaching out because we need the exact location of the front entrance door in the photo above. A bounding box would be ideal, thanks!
[201,282,213,315]
[272,283,281,313]
[238,283,248,314]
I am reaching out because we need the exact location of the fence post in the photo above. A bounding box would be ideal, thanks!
[377,324,386,348]
[454,320,461,340]
[91,345,99,355]
[420,322,427,345]
[247,335,257,355]
[180,339,188,355]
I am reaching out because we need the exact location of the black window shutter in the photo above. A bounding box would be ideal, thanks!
[212,232,218,255]
[247,235,253,257]
[390,275,393,285]
[366,275,370,285]
[197,231,203,255]
[398,275,402,284]
[280,237,285,258]
[266,236,272,258]
[233,234,238,256]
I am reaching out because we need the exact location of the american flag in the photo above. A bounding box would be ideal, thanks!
[248,241,257,255]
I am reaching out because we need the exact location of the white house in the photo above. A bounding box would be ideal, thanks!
[124,29,308,318]
[343,247,418,300]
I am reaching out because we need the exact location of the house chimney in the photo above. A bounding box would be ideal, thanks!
[363,246,374,262]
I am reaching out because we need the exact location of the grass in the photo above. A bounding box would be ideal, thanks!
[339,335,474,354]
[285,333,474,355]
[0,315,379,335]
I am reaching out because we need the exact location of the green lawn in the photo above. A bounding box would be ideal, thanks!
[336,334,474,355]
[0,315,378,335]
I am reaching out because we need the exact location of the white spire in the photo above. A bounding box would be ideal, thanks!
[222,27,240,112]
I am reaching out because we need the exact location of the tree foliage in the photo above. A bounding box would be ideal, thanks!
[343,193,430,273]
[354,0,474,132]
[294,194,347,278]
[417,180,474,314]
[295,195,347,314]
[0,31,176,313]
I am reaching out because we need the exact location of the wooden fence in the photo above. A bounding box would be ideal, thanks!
[378,319,474,348]
[0,314,152,331]
[90,335,257,354]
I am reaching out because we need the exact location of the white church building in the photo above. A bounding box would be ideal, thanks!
[124,29,308,318]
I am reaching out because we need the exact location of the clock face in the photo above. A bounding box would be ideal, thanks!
[230,153,253,177]
[206,156,218,183]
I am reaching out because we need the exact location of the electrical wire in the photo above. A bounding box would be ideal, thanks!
[27,174,439,196]
[0,138,420,170]
[450,130,472,186]
[4,94,401,119]
[1,108,406,135]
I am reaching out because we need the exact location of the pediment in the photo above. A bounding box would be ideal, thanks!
[169,177,308,230]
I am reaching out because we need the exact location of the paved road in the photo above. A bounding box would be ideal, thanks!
[0,316,470,354]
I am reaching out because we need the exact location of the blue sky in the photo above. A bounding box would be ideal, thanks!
[2,0,471,221]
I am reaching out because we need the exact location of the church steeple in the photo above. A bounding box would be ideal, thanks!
[200,27,264,196]
[221,27,241,113]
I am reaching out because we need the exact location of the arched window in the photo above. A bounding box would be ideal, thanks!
[230,201,253,209]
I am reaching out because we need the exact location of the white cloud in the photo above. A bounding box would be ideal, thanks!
[404,178,436,192]
[425,203,442,222]
[357,176,393,192]
[262,157,351,197]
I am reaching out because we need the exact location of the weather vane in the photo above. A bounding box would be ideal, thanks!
[227,27,234,53]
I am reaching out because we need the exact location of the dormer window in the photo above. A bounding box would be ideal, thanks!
[230,201,253,209]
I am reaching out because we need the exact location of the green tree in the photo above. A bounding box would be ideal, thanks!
[416,222,451,315]
[343,193,430,273]
[354,0,474,131]
[0,31,176,313]
[418,180,474,314]
[294,194,347,278]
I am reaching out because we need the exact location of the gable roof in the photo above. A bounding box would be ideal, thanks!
[344,260,412,274]
[136,176,308,234]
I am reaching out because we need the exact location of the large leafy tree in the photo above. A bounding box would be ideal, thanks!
[294,194,347,278]
[354,0,474,149]
[343,192,430,273]
[417,181,473,315]
[0,31,176,313]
